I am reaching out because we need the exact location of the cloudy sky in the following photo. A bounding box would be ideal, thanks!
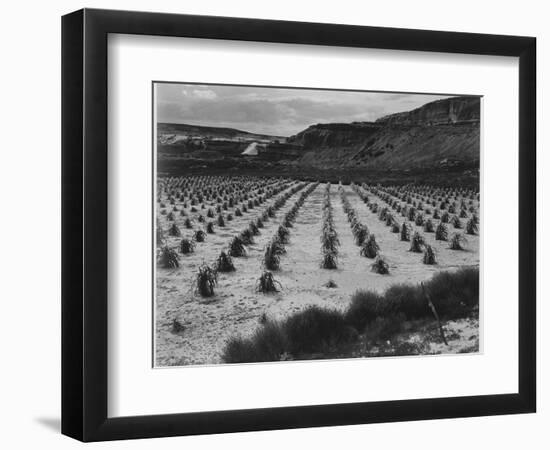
[156,83,452,137]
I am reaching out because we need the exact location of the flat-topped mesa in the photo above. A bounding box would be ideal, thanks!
[376,96,480,127]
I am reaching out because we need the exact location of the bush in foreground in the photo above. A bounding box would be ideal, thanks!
[222,267,479,363]
[222,306,356,363]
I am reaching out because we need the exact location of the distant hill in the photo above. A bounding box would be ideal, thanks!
[157,122,285,142]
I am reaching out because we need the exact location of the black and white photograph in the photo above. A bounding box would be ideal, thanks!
[154,83,481,367]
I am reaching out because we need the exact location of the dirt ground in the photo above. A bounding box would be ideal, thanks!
[155,183,480,366]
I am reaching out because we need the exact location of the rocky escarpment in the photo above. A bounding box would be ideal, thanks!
[288,122,382,149]
[287,96,480,171]
[376,96,480,126]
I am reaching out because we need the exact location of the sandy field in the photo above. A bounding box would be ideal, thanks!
[155,181,479,366]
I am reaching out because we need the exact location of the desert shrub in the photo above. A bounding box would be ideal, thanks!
[415,213,424,226]
[158,246,179,268]
[160,209,167,216]
[466,217,478,235]
[271,237,287,255]
[242,205,248,213]
[441,211,450,223]
[184,218,193,229]
[194,229,206,242]
[235,208,242,217]
[426,267,479,316]
[216,214,225,227]
[449,232,467,250]
[400,222,411,241]
[371,256,390,274]
[222,321,288,363]
[283,216,293,228]
[256,271,282,293]
[409,231,425,253]
[239,228,254,245]
[451,215,463,229]
[179,238,195,254]
[228,236,246,257]
[325,280,337,288]
[360,235,380,258]
[423,245,436,264]
[277,225,290,244]
[226,213,233,221]
[267,206,276,217]
[180,209,187,217]
[460,209,468,218]
[345,291,385,331]
[354,225,369,245]
[167,211,175,221]
[190,206,198,213]
[215,251,235,272]
[256,217,264,228]
[424,218,435,232]
[321,251,338,269]
[433,209,441,219]
[320,231,340,254]
[407,207,416,221]
[194,264,217,297]
[382,283,427,320]
[263,241,281,270]
[249,221,260,236]
[206,221,215,234]
[284,306,356,355]
[168,223,181,237]
[207,208,215,218]
[197,214,205,223]
[435,222,448,241]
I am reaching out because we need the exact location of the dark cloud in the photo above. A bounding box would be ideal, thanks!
[155,83,453,136]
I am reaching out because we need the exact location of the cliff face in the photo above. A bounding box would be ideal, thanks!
[288,123,382,149]
[376,96,480,126]
[287,96,480,171]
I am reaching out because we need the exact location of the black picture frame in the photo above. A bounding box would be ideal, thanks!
[61,8,536,442]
